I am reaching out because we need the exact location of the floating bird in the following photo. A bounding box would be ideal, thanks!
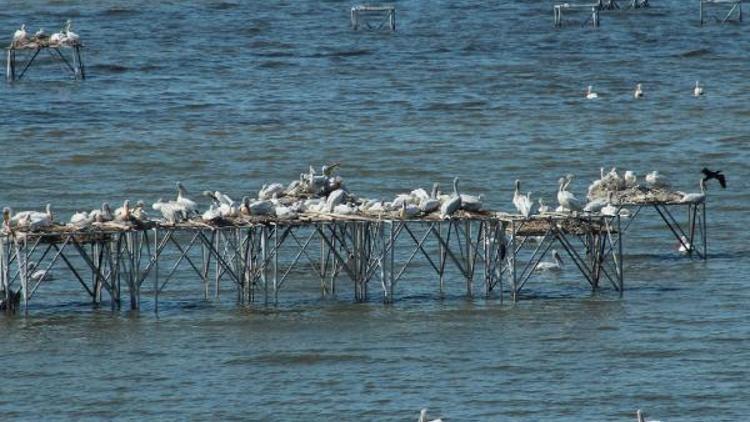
[645,171,668,189]
[693,80,703,97]
[677,235,692,254]
[636,408,662,422]
[701,167,726,188]
[586,85,598,99]
[634,83,643,98]
[679,178,706,204]
[557,176,582,213]
[513,179,533,217]
[13,24,27,46]
[535,250,564,272]
[31,267,54,282]
[439,177,462,218]
[418,408,443,422]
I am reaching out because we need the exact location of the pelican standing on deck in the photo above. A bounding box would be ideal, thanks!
[557,176,582,213]
[513,179,533,217]
[13,24,28,47]
[680,178,706,204]
[439,177,461,218]
[175,182,198,215]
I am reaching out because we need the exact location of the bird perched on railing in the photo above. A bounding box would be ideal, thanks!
[701,167,726,189]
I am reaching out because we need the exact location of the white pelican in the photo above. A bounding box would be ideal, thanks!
[202,205,222,221]
[419,183,441,213]
[399,202,420,219]
[152,199,182,224]
[584,195,608,213]
[410,188,430,203]
[693,80,703,97]
[634,83,643,98]
[535,250,564,272]
[11,204,54,230]
[439,177,462,218]
[677,235,692,254]
[63,19,79,45]
[586,85,598,99]
[131,200,149,222]
[645,171,668,189]
[175,182,197,215]
[636,408,662,422]
[326,189,347,212]
[34,28,45,38]
[393,193,416,208]
[114,200,131,221]
[680,178,706,204]
[275,205,297,219]
[249,200,275,216]
[600,192,618,216]
[321,162,339,177]
[259,183,285,200]
[624,170,637,188]
[557,176,582,213]
[418,408,443,422]
[31,267,54,282]
[69,210,92,228]
[537,198,549,214]
[513,179,533,217]
[13,24,27,46]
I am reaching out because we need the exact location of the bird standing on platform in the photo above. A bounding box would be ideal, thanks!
[175,182,197,215]
[693,80,704,96]
[439,177,462,218]
[701,167,726,188]
[586,85,598,99]
[624,170,637,188]
[513,179,533,218]
[645,171,668,189]
[634,83,643,98]
[537,198,549,214]
[679,178,706,204]
[62,19,79,45]
[13,24,27,47]
[557,175,582,213]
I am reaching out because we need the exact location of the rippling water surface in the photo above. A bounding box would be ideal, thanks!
[1,1,749,420]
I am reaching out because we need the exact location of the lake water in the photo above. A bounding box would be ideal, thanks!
[1,1,749,420]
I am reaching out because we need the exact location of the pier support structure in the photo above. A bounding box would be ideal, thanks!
[351,5,396,31]
[5,45,85,82]
[700,0,743,25]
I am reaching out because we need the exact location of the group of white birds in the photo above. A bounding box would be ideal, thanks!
[11,20,80,48]
[0,164,487,232]
[585,81,705,99]
[511,167,707,220]
[1,165,709,235]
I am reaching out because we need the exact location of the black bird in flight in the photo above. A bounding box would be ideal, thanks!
[701,168,726,188]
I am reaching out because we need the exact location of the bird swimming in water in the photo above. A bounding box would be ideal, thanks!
[701,167,726,188]
[535,250,564,272]
[418,408,443,422]
[634,83,643,98]
[586,85,598,99]
[693,80,703,96]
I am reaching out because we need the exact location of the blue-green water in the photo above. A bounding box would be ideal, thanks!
[1,1,749,420]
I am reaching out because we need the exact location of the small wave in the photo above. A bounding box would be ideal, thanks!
[257,60,293,69]
[224,353,371,366]
[677,48,712,58]
[208,1,239,10]
[91,64,129,73]
[99,7,139,17]
[423,100,488,111]
[308,49,372,58]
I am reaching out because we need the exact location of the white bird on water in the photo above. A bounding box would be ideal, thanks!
[677,235,692,254]
[634,83,644,98]
[586,85,598,99]
[535,250,564,272]
[439,177,462,218]
[513,179,533,218]
[418,408,443,422]
[636,408,663,422]
[693,80,704,97]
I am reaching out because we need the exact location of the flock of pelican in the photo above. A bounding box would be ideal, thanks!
[1,164,712,234]
[586,81,705,99]
[10,19,80,48]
